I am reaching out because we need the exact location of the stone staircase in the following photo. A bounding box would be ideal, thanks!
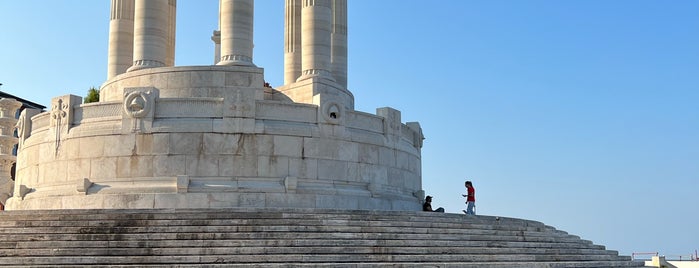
[0,208,645,267]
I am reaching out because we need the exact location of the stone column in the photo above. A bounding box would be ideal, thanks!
[211,0,222,65]
[128,0,170,71]
[217,0,255,66]
[298,0,334,81]
[107,0,135,79]
[331,0,347,89]
[166,0,177,67]
[211,30,221,65]
[284,0,302,85]
[0,98,22,207]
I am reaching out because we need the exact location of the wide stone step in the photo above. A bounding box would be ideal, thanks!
[0,208,549,227]
[0,238,606,251]
[0,262,647,268]
[0,254,638,265]
[0,217,556,233]
[0,232,594,245]
[0,245,625,257]
[0,225,576,240]
[0,209,636,267]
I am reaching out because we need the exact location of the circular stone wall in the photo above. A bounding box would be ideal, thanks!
[6,66,424,211]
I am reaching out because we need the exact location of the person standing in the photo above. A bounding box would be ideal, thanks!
[462,181,476,215]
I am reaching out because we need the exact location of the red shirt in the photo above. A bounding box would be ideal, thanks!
[466,186,475,202]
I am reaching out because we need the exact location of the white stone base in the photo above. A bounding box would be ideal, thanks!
[8,66,424,211]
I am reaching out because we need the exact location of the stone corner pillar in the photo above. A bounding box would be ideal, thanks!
[217,0,256,66]
[0,98,22,207]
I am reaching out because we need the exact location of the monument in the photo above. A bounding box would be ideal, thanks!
[1,0,425,211]
[0,2,645,267]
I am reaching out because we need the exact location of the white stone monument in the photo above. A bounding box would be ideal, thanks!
[5,0,425,211]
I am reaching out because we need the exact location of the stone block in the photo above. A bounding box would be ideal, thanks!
[387,167,405,188]
[317,159,347,180]
[358,197,391,210]
[358,143,379,164]
[218,155,235,176]
[203,133,240,155]
[151,133,170,155]
[396,151,418,173]
[265,193,315,208]
[378,146,396,167]
[176,175,189,193]
[260,120,314,137]
[233,134,258,155]
[77,178,93,194]
[102,194,155,209]
[212,118,256,133]
[288,158,318,180]
[135,134,154,155]
[255,101,317,123]
[78,136,105,158]
[376,107,402,135]
[238,193,266,207]
[222,88,258,118]
[169,133,203,155]
[61,139,81,159]
[133,156,155,178]
[153,155,186,177]
[359,163,388,185]
[232,155,258,177]
[346,162,360,182]
[186,155,220,177]
[273,136,303,157]
[103,135,136,157]
[90,157,117,179]
[316,194,359,209]
[284,176,298,193]
[255,135,274,156]
[257,156,289,178]
[303,137,330,160]
[153,193,191,208]
[36,161,60,183]
[205,193,240,208]
[152,118,213,133]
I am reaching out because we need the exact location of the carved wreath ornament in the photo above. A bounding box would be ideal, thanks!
[123,91,151,118]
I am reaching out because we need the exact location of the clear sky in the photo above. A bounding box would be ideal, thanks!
[1,0,697,257]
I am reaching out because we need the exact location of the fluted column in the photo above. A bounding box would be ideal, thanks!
[284,0,302,85]
[128,0,169,71]
[166,0,177,66]
[217,0,255,66]
[331,0,347,89]
[298,0,334,81]
[211,0,222,65]
[107,0,135,79]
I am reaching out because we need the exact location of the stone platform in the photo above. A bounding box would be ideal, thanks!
[0,208,645,267]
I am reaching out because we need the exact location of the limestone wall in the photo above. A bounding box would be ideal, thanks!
[6,66,423,211]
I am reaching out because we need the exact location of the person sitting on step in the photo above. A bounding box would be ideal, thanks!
[423,196,445,212]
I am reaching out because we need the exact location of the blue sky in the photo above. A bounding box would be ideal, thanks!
[1,1,698,257]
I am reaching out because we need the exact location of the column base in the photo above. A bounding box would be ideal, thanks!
[217,55,256,67]
[127,60,166,72]
[296,69,335,82]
